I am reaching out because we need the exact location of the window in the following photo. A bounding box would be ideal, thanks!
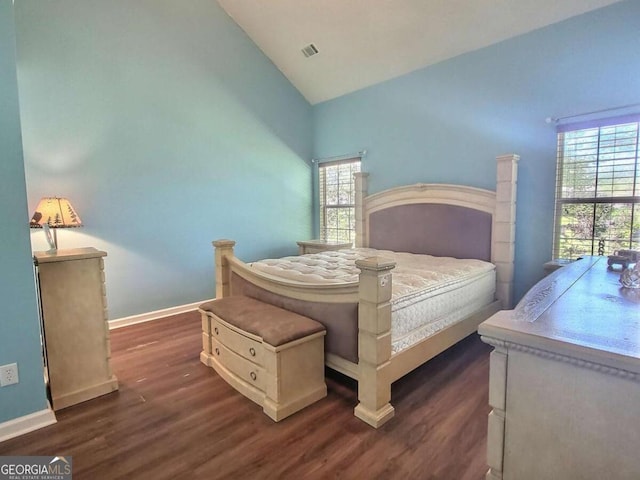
[318,157,361,244]
[553,116,640,259]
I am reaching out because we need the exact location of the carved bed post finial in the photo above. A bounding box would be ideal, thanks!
[493,154,519,309]
[213,239,236,299]
[354,256,395,428]
[354,172,369,248]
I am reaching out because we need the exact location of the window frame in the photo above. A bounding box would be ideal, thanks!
[316,156,361,244]
[552,115,640,259]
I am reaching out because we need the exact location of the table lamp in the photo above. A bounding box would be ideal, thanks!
[29,197,83,253]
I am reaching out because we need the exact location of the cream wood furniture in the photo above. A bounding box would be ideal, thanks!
[296,239,352,255]
[211,153,519,428]
[34,248,118,411]
[479,256,640,480]
[199,296,327,421]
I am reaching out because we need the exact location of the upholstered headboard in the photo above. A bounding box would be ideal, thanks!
[369,203,492,261]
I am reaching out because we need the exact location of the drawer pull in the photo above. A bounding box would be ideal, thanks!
[214,327,219,335]
[250,371,257,381]
[215,347,220,356]
[249,347,256,357]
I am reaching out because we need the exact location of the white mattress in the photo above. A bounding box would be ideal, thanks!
[251,248,496,354]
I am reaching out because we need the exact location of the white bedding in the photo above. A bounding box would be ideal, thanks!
[251,248,496,354]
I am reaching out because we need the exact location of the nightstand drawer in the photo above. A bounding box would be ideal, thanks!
[211,337,266,392]
[211,316,263,366]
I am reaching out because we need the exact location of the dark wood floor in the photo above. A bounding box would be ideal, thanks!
[0,311,492,480]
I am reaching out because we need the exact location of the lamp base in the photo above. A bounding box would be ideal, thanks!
[42,224,58,253]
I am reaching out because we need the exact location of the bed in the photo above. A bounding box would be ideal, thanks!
[204,153,519,427]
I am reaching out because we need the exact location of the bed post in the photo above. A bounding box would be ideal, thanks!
[354,172,369,248]
[213,239,236,299]
[354,256,395,428]
[493,154,519,309]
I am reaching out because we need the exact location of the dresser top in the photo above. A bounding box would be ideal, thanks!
[479,256,640,373]
[34,247,107,264]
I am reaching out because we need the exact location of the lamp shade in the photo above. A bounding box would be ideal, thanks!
[29,197,82,229]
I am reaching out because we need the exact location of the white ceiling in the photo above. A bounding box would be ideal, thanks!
[217,0,622,105]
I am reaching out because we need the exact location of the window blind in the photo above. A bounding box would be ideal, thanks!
[553,116,640,259]
[318,157,361,243]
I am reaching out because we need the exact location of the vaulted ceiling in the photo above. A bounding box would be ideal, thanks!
[217,0,623,104]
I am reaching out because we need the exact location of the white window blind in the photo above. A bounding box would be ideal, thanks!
[553,115,640,259]
[318,157,361,243]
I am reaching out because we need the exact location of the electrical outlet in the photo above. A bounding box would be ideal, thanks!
[0,363,19,387]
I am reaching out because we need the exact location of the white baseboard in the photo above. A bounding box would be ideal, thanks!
[109,299,213,330]
[0,408,57,444]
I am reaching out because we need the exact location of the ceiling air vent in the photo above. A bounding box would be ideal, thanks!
[301,43,319,58]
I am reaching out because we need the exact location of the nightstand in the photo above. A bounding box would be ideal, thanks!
[296,239,353,255]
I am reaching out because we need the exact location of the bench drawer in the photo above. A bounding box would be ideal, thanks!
[211,337,266,392]
[211,315,263,366]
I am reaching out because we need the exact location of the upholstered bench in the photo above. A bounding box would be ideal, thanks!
[199,295,327,421]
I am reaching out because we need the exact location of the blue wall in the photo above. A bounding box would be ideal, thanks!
[4,0,638,427]
[0,0,48,423]
[313,0,640,301]
[15,0,313,319]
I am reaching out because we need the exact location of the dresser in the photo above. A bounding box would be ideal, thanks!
[479,256,640,480]
[35,248,118,410]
